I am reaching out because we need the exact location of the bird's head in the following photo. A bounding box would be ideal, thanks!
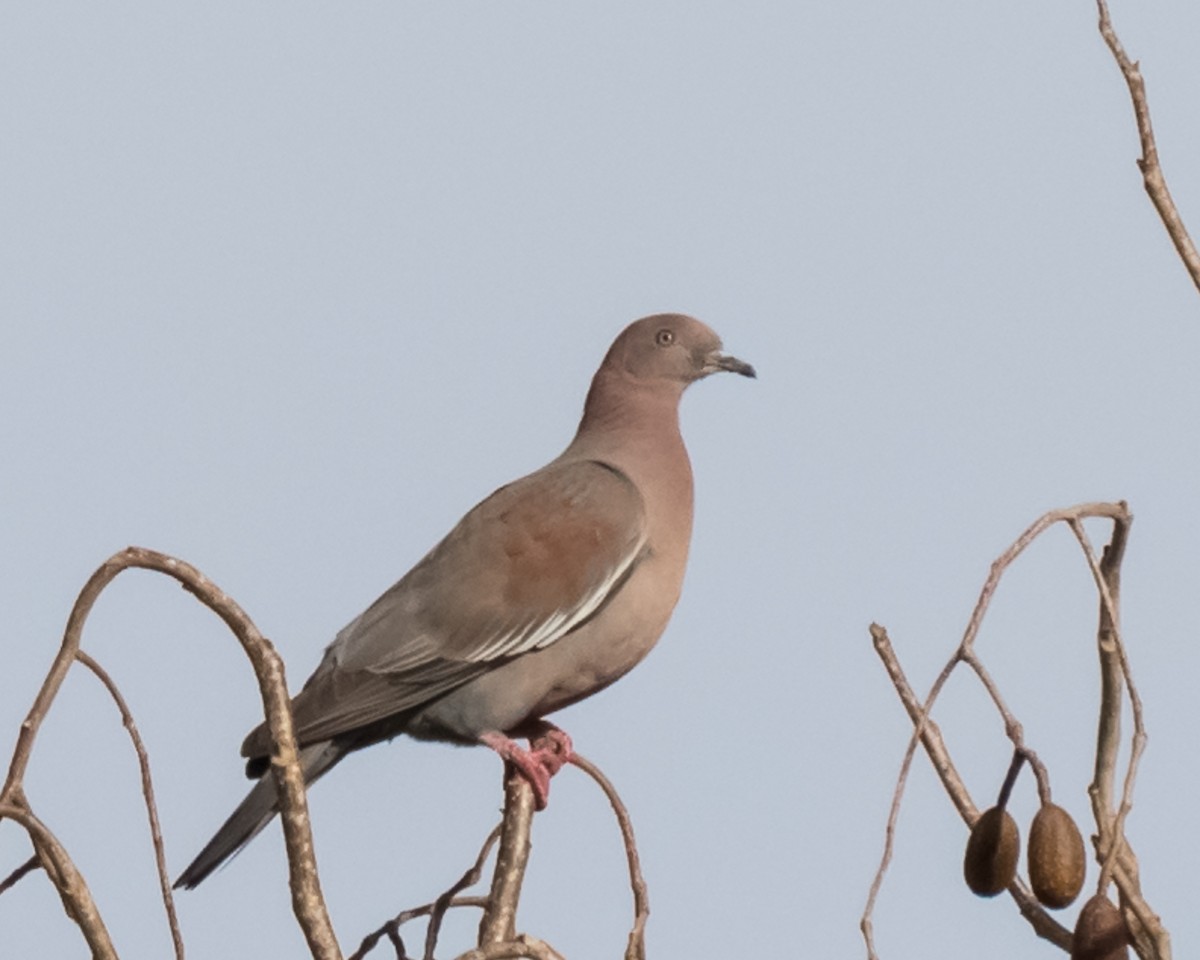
[604,313,756,386]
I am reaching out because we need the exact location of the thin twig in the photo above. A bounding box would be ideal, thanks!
[994,750,1026,811]
[917,503,1127,747]
[0,854,40,896]
[568,753,649,960]
[1097,0,1200,294]
[75,650,184,960]
[349,897,490,960]
[423,827,504,960]
[350,824,502,960]
[959,651,1053,804]
[861,623,977,960]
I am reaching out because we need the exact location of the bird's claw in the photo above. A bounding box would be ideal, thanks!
[481,725,574,810]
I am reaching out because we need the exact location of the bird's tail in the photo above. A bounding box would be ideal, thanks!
[174,741,344,889]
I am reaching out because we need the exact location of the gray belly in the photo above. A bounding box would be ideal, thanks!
[406,558,680,742]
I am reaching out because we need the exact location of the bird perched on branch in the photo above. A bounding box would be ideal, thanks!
[176,313,754,888]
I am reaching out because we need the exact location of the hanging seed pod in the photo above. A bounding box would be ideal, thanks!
[963,806,1019,897]
[1028,802,1086,908]
[1071,893,1129,960]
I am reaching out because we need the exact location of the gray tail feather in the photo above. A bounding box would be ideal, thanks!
[174,741,344,889]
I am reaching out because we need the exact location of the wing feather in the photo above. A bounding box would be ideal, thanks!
[245,458,646,756]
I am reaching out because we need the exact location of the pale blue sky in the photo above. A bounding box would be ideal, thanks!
[3,3,1199,957]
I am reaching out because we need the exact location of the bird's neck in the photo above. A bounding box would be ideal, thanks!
[564,367,695,546]
[569,367,685,453]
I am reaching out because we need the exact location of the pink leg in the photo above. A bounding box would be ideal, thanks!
[479,722,574,810]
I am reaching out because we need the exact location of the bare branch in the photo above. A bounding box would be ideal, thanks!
[1097,0,1200,294]
[0,547,343,960]
[477,770,536,947]
[0,854,39,896]
[862,626,1071,957]
[420,827,503,960]
[0,802,117,959]
[135,549,343,959]
[862,503,1141,956]
[453,933,566,960]
[350,898,490,960]
[2,553,124,798]
[1,553,140,956]
[75,650,184,960]
[350,821,502,960]
[568,754,649,960]
[1068,518,1169,959]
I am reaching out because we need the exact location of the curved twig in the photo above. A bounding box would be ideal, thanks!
[0,547,343,960]
[351,821,503,960]
[350,897,490,960]
[568,754,649,960]
[76,650,184,960]
[422,827,502,960]
[862,626,1071,957]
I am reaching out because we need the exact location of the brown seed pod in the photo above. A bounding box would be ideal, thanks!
[1071,894,1129,960]
[963,806,1019,897]
[1028,802,1086,908]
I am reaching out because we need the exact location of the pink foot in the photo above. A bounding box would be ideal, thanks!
[480,723,574,811]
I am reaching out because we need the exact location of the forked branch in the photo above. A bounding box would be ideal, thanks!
[862,502,1169,959]
[0,547,341,960]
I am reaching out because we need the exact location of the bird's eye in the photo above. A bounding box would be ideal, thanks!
[655,328,675,347]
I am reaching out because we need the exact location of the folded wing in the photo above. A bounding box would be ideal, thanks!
[241,458,647,759]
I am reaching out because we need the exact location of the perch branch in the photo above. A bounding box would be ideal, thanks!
[477,770,536,946]
[355,752,646,959]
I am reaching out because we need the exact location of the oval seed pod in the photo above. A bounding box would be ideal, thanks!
[1071,894,1129,960]
[1028,803,1087,908]
[963,806,1019,897]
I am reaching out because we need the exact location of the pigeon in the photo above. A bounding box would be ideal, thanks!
[175,313,753,888]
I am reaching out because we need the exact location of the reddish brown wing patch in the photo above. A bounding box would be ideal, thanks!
[421,459,646,660]
[495,484,632,612]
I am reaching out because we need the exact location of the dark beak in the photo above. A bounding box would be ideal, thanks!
[710,352,757,379]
